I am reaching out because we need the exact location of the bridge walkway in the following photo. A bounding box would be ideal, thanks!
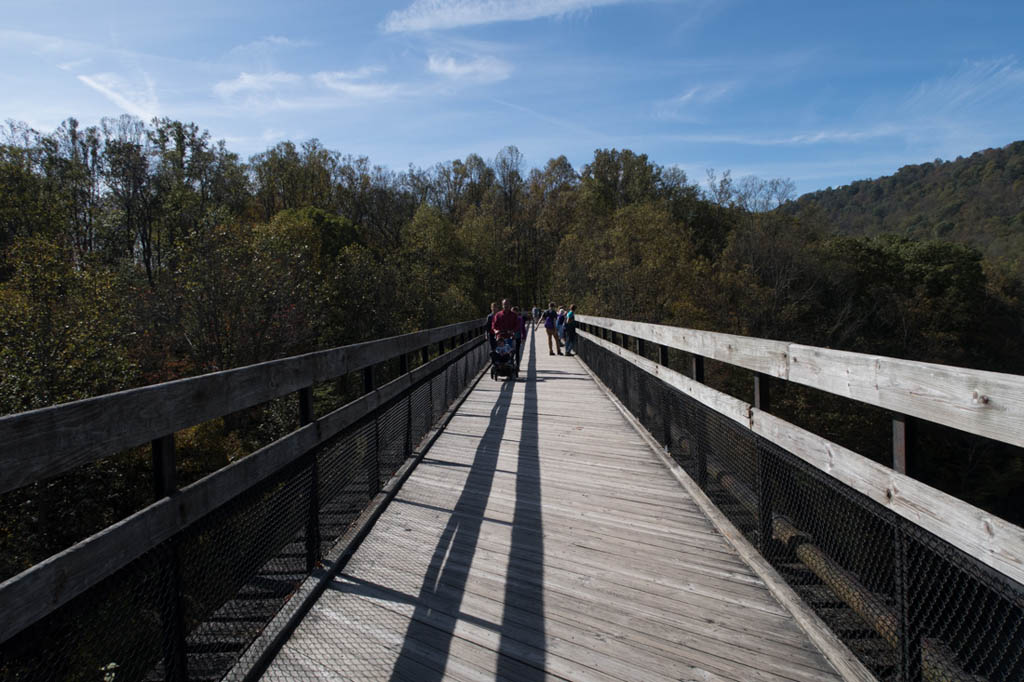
[263,331,844,681]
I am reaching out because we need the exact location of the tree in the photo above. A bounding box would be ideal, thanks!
[580,148,662,212]
[0,238,137,414]
[38,118,104,262]
[101,115,157,280]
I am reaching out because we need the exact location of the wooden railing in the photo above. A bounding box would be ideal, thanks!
[577,314,1024,586]
[0,319,486,648]
[576,314,1024,682]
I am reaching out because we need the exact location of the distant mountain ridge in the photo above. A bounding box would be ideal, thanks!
[785,140,1024,262]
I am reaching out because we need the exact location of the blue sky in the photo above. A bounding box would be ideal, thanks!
[3,0,1023,195]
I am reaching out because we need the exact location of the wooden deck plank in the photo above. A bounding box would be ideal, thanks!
[347,526,840,670]
[385,495,762,583]
[378,489,772,597]
[265,331,846,681]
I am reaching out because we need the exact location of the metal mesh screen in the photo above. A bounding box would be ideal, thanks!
[578,333,1024,682]
[0,544,174,682]
[0,340,488,682]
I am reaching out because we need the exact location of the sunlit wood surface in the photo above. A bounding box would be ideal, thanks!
[263,331,843,681]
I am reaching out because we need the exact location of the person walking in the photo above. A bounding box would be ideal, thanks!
[564,304,578,356]
[542,303,562,355]
[556,307,567,350]
[485,301,499,351]
[512,306,527,368]
[491,299,519,339]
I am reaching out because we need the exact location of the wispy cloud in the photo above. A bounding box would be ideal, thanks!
[254,36,314,49]
[671,83,734,106]
[221,128,291,148]
[228,35,315,57]
[58,58,93,72]
[211,67,405,108]
[383,0,628,32]
[902,57,1024,118]
[213,71,302,98]
[492,97,606,137]
[654,81,736,120]
[0,29,70,53]
[663,125,902,147]
[312,70,403,100]
[427,54,512,82]
[77,72,159,120]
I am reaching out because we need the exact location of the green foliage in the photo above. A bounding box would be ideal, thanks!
[0,238,138,413]
[787,140,1024,264]
[3,115,1024,581]
[173,217,320,370]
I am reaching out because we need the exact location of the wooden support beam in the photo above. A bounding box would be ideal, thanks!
[754,373,770,412]
[893,414,910,475]
[152,434,177,500]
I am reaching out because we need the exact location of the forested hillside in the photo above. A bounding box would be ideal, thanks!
[785,140,1024,264]
[3,115,1023,579]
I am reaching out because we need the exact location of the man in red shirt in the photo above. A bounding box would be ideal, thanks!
[491,299,519,338]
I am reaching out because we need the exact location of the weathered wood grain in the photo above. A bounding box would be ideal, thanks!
[578,315,1024,449]
[578,315,790,378]
[751,408,1024,587]
[267,335,844,681]
[579,330,751,427]
[577,328,1024,588]
[0,320,485,495]
[578,358,877,682]
[786,343,1024,448]
[0,337,485,645]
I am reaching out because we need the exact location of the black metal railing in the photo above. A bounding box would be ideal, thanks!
[577,329,1024,682]
[0,325,488,682]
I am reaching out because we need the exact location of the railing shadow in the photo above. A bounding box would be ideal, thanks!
[388,330,546,680]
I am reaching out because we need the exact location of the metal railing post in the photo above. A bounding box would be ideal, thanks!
[401,352,413,457]
[659,345,671,447]
[299,387,320,574]
[152,435,188,682]
[360,368,381,495]
[692,356,707,488]
[894,522,921,681]
[757,442,774,556]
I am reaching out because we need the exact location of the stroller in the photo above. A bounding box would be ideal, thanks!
[490,334,519,381]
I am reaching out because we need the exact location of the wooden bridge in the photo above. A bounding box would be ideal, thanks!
[1,317,1022,681]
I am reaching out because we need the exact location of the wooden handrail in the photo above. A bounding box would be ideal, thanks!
[578,328,1024,587]
[0,332,486,645]
[578,315,1024,449]
[0,319,485,495]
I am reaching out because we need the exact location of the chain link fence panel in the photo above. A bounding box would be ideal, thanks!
[577,333,1024,682]
[0,339,488,682]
